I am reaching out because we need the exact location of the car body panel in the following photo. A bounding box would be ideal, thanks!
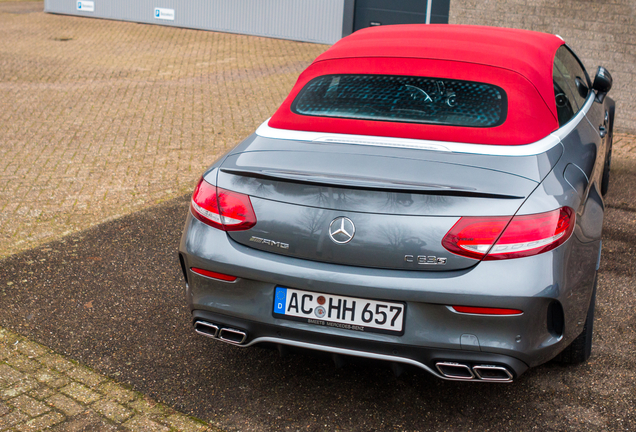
[180,212,596,369]
[215,145,542,271]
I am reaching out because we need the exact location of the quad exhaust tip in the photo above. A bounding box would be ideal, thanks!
[435,362,475,380]
[473,364,514,381]
[436,361,513,382]
[219,327,247,345]
[194,320,247,345]
[194,321,219,339]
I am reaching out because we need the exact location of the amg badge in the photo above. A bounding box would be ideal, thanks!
[249,236,289,249]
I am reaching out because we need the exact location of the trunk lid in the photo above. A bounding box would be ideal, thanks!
[214,137,560,271]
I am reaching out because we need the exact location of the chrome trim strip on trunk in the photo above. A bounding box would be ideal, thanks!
[242,336,512,383]
[255,119,562,157]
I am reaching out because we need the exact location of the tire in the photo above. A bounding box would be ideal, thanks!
[601,146,612,196]
[601,112,613,196]
[557,277,596,364]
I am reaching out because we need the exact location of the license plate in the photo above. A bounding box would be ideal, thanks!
[273,287,405,335]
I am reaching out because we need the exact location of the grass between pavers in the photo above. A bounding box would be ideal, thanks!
[0,327,221,431]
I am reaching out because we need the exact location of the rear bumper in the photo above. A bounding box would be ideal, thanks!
[191,308,527,382]
[180,214,599,380]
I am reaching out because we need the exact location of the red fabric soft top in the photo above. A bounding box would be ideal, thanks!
[269,25,565,146]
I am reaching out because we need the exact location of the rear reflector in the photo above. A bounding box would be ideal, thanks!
[442,207,574,260]
[451,306,523,315]
[191,267,237,282]
[191,178,256,231]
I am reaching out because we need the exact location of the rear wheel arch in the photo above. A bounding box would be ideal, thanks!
[555,273,596,364]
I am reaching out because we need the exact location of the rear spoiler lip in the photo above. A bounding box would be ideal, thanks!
[220,168,525,200]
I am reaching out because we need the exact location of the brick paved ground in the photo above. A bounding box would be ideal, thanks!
[0,2,324,429]
[0,1,327,259]
[614,132,636,160]
[0,328,221,431]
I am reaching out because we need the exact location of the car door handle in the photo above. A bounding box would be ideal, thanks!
[599,125,607,138]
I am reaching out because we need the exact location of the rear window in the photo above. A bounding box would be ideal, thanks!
[291,75,507,128]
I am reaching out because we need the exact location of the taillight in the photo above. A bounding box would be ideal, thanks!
[191,178,256,231]
[442,207,574,260]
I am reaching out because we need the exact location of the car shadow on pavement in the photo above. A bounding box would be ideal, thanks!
[1,157,635,431]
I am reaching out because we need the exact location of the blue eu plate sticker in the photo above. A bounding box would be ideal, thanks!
[274,287,287,314]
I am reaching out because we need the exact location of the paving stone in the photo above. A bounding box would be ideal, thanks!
[28,386,56,401]
[164,414,210,432]
[97,382,136,404]
[0,379,38,400]
[123,416,170,432]
[0,401,10,416]
[36,355,73,373]
[126,397,169,417]
[65,367,106,388]
[13,411,65,432]
[0,409,28,430]
[7,394,50,417]
[0,345,14,361]
[14,341,48,359]
[0,330,20,345]
[49,410,123,431]
[59,382,101,404]
[5,354,42,374]
[92,399,133,423]
[45,393,84,417]
[33,369,70,389]
[0,364,25,385]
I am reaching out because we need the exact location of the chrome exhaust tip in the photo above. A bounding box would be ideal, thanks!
[194,320,219,339]
[435,362,475,380]
[472,365,514,382]
[219,327,247,345]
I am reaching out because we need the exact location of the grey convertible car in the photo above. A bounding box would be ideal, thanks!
[178,25,614,382]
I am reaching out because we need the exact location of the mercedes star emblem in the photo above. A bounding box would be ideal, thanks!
[328,217,355,244]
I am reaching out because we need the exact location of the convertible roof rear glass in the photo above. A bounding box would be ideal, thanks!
[291,75,507,128]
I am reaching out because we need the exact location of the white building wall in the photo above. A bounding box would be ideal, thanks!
[45,0,347,45]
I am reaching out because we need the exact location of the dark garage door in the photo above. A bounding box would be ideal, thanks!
[353,0,450,32]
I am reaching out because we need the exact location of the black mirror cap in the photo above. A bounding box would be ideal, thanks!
[593,66,612,103]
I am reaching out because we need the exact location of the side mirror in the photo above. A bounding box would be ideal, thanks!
[592,66,612,103]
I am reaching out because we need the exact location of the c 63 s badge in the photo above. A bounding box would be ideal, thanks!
[250,236,289,249]
[404,255,447,265]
